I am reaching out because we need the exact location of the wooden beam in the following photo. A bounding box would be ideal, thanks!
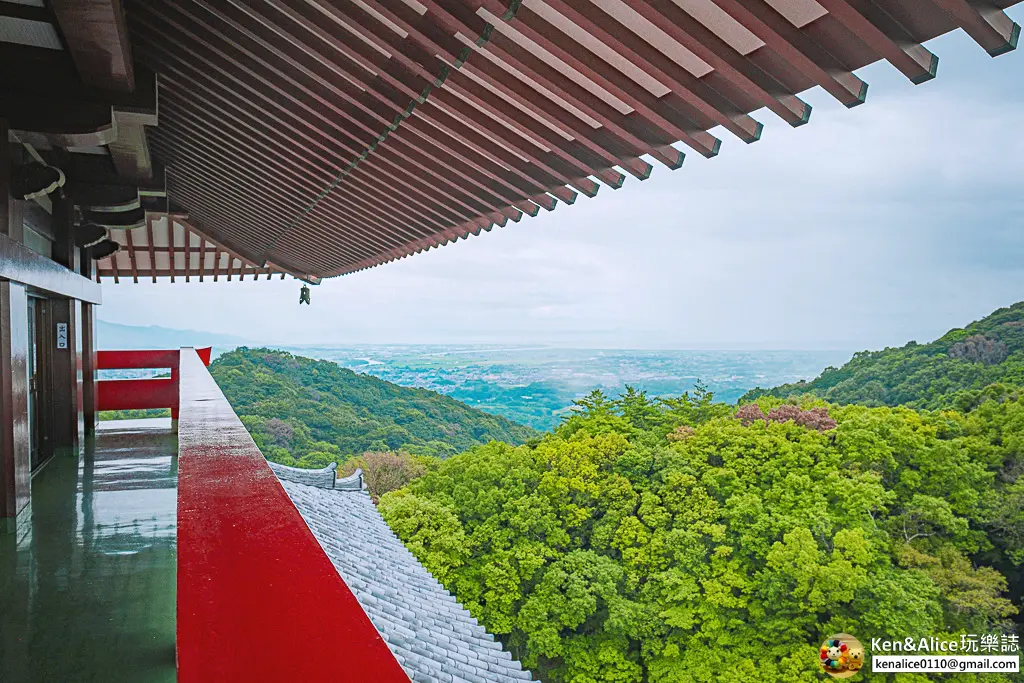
[108,117,155,183]
[84,206,146,228]
[198,234,206,283]
[618,0,812,127]
[124,228,139,283]
[98,267,280,279]
[1,93,116,147]
[178,219,286,279]
[170,221,179,283]
[67,182,141,211]
[49,0,135,92]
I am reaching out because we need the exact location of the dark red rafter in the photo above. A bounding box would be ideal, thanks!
[931,0,1020,56]
[191,0,561,215]
[815,0,938,83]
[712,0,869,107]
[212,245,221,282]
[350,0,663,176]
[183,221,192,283]
[483,0,763,142]
[229,0,579,204]
[198,228,206,283]
[137,2,525,236]
[253,0,603,197]
[147,69,483,255]
[304,0,618,192]
[433,0,724,155]
[306,0,638,186]
[132,20,507,258]
[148,73,462,249]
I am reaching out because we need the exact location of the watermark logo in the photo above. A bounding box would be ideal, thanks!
[820,633,865,678]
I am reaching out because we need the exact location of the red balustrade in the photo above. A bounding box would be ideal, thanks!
[175,348,409,681]
[97,347,211,419]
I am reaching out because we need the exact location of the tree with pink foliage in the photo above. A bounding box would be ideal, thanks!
[735,402,837,432]
[766,404,803,424]
[734,403,767,426]
[796,406,838,432]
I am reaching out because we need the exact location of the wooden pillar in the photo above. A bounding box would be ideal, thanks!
[80,257,98,437]
[1,119,8,240]
[49,197,84,456]
[1,120,31,532]
[0,283,31,533]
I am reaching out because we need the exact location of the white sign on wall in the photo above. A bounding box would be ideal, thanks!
[56,322,68,349]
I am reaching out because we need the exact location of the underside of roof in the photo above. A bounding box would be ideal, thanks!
[98,215,291,283]
[2,0,1020,282]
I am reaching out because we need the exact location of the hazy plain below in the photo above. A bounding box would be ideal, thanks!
[268,345,852,430]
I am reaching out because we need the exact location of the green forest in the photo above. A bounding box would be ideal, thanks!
[216,304,1024,681]
[381,388,1022,682]
[209,348,537,467]
[375,303,1024,682]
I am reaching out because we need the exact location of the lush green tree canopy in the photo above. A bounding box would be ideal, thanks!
[381,388,1023,682]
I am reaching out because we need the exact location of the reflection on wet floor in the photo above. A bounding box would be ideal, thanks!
[0,419,177,683]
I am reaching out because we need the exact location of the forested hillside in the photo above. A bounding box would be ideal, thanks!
[210,348,537,466]
[743,302,1024,409]
[381,388,1023,683]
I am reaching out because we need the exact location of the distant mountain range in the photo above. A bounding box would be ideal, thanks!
[97,320,251,350]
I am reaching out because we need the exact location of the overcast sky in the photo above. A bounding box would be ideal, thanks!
[100,14,1024,351]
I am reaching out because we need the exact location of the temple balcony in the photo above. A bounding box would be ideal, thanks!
[0,347,533,683]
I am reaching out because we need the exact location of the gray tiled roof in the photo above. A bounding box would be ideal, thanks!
[268,461,364,490]
[272,463,537,683]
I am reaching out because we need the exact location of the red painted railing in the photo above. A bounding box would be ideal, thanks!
[175,348,409,681]
[97,347,211,419]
